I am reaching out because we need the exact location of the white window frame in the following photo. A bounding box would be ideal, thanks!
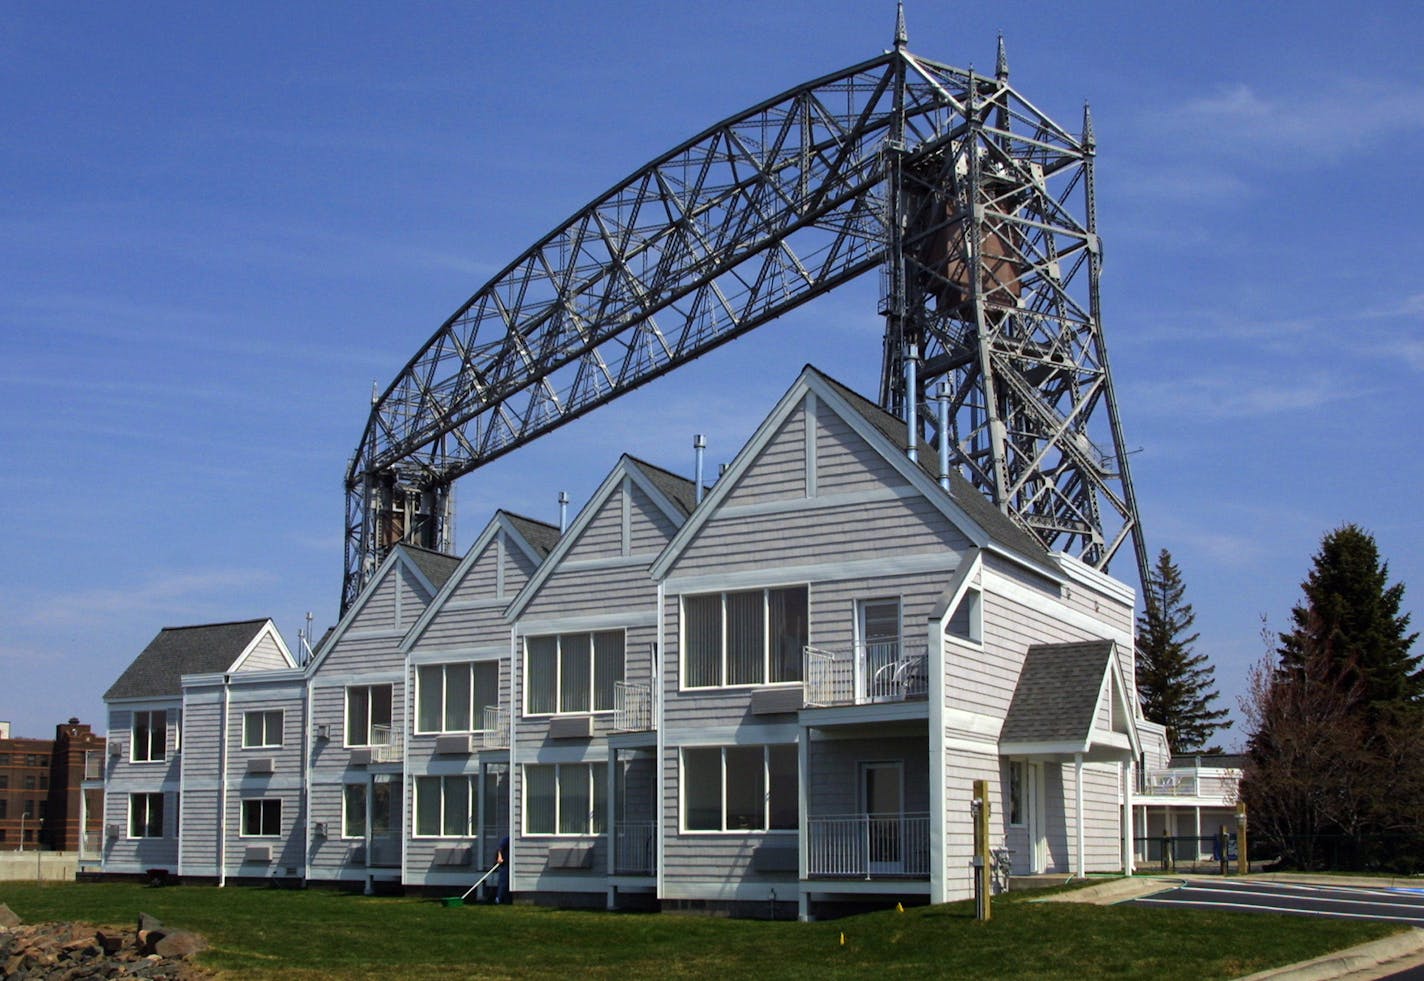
[946,586,984,645]
[342,783,366,839]
[344,684,394,747]
[414,774,477,838]
[680,586,809,690]
[130,710,167,763]
[678,744,798,834]
[242,709,284,748]
[127,792,164,838]
[521,763,608,837]
[240,798,282,838]
[415,661,500,734]
[522,631,625,717]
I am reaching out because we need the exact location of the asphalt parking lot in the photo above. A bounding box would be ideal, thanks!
[1131,877,1424,927]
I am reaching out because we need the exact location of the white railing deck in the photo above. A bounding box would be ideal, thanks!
[614,821,656,875]
[482,706,510,750]
[613,683,654,732]
[1140,767,1239,800]
[369,724,403,764]
[808,812,930,878]
[804,642,928,707]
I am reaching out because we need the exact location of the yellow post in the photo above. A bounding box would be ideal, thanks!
[974,778,992,921]
[1236,802,1249,876]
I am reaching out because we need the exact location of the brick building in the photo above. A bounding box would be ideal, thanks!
[0,719,105,851]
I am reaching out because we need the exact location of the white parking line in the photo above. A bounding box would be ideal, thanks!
[1136,896,1424,924]
[1167,883,1424,913]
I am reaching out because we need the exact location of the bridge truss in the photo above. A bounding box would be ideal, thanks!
[342,23,1149,611]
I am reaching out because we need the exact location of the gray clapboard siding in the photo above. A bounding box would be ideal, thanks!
[628,483,680,553]
[815,402,910,495]
[241,633,289,671]
[521,565,656,621]
[940,747,1000,900]
[410,603,512,653]
[1081,762,1124,871]
[314,630,407,676]
[727,405,807,505]
[445,539,501,604]
[807,737,929,816]
[396,562,433,628]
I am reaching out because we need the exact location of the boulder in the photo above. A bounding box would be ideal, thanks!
[153,928,207,959]
[0,903,21,927]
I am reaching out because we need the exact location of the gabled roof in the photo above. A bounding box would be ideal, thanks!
[400,509,561,653]
[402,544,463,592]
[651,365,1061,582]
[105,619,281,700]
[999,639,1140,758]
[505,454,694,623]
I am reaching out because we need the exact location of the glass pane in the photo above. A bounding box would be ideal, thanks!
[591,763,608,834]
[152,713,167,759]
[445,665,472,732]
[526,638,558,715]
[683,595,722,688]
[727,591,764,686]
[243,712,259,747]
[560,634,591,714]
[525,765,555,835]
[725,746,765,830]
[443,777,470,836]
[343,784,366,837]
[346,688,368,745]
[371,781,393,837]
[559,764,590,835]
[768,587,809,683]
[133,713,150,761]
[768,745,798,830]
[592,632,624,712]
[265,711,282,746]
[262,800,281,836]
[371,685,393,729]
[416,666,442,733]
[472,662,499,722]
[682,747,722,831]
[416,777,441,836]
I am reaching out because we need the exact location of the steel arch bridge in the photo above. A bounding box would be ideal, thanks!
[342,20,1149,612]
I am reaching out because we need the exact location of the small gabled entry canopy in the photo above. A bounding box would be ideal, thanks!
[998,639,1140,763]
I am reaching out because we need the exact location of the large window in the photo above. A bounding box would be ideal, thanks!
[681,745,797,832]
[415,775,477,837]
[684,587,808,688]
[128,793,164,838]
[242,710,284,748]
[523,763,607,835]
[525,632,624,715]
[346,685,393,746]
[131,710,167,762]
[343,783,366,838]
[416,662,499,733]
[241,798,282,837]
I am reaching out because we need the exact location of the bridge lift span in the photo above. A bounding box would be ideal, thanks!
[342,15,1149,613]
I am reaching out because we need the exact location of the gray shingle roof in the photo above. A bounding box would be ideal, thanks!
[105,619,271,700]
[809,366,1050,564]
[626,455,700,518]
[999,640,1116,745]
[401,544,462,591]
[501,511,561,558]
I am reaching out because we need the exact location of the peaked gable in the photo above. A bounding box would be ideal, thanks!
[106,618,281,700]
[999,639,1140,758]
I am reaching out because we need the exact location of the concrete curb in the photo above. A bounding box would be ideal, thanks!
[1235,927,1424,981]
[1032,876,1182,905]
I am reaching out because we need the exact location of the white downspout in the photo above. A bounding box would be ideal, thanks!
[302,674,313,885]
[1074,752,1085,878]
[218,675,230,887]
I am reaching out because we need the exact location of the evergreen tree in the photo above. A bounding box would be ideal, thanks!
[1135,548,1231,753]
[1278,524,1421,716]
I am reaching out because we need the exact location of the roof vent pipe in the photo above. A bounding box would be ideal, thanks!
[558,491,570,534]
[936,380,952,491]
[905,351,919,463]
[693,434,707,504]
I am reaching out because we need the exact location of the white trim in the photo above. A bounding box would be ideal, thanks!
[228,620,298,673]
[718,484,923,521]
[663,724,800,747]
[665,551,961,597]
[517,610,657,636]
[982,568,1135,650]
[439,597,515,612]
[408,646,507,665]
[310,671,403,689]
[804,391,817,498]
[1052,551,1137,607]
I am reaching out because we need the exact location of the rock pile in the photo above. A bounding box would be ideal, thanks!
[0,904,210,980]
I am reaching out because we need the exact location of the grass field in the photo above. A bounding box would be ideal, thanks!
[0,880,1400,980]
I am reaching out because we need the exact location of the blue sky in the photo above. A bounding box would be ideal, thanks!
[3,2,1422,745]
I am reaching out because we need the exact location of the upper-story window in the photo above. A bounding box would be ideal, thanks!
[128,792,164,838]
[525,631,624,716]
[242,710,284,748]
[416,662,499,733]
[946,587,983,644]
[131,710,167,762]
[346,685,394,747]
[683,586,808,688]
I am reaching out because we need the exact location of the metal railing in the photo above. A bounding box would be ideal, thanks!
[613,683,653,732]
[481,706,509,750]
[807,812,930,878]
[804,642,928,707]
[369,724,402,764]
[1139,767,1238,800]
[614,821,656,875]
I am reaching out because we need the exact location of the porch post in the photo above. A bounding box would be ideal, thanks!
[1074,752,1085,878]
[797,725,810,921]
[606,748,617,909]
[1121,760,1133,875]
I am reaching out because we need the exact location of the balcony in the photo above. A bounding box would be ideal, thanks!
[804,641,928,708]
[368,724,402,764]
[1139,766,1239,802]
[613,683,654,732]
[481,706,509,750]
[614,821,656,875]
[807,812,930,878]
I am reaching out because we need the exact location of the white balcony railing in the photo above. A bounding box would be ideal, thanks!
[808,812,930,878]
[368,724,402,764]
[1140,767,1239,800]
[482,706,509,750]
[804,642,928,707]
[613,682,654,732]
[614,821,656,875]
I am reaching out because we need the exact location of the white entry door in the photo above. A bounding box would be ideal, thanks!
[861,761,904,874]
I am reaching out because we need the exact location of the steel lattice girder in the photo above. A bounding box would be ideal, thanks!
[342,43,1148,611]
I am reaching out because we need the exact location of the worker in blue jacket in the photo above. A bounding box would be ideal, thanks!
[495,834,511,905]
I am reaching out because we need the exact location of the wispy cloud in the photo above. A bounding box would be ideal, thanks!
[20,569,277,627]
[1129,369,1358,420]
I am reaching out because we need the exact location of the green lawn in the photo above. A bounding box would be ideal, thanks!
[0,880,1401,980]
